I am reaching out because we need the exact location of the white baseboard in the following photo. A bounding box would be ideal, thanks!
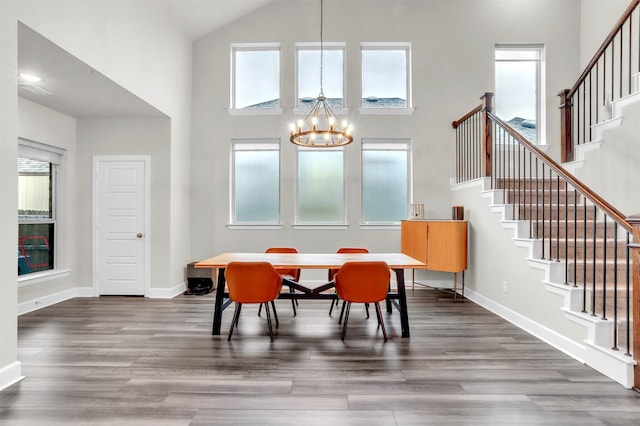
[0,361,24,391]
[18,287,93,316]
[465,287,587,362]
[19,282,188,316]
[464,287,636,388]
[148,281,187,298]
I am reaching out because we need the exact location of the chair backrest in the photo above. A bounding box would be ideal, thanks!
[265,247,300,281]
[334,261,390,303]
[225,262,282,303]
[328,247,369,281]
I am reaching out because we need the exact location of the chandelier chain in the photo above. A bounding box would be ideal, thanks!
[320,0,324,96]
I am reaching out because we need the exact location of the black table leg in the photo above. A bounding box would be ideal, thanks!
[395,268,410,337]
[212,268,226,335]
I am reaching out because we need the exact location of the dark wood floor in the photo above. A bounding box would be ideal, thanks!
[1,286,639,425]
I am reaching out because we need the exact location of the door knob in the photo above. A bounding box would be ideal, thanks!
[136,233,143,238]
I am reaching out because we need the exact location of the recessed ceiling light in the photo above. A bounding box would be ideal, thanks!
[19,73,43,83]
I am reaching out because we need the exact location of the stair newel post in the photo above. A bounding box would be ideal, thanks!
[627,215,640,390]
[558,89,573,163]
[481,92,493,178]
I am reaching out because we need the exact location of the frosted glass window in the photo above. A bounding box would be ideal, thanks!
[297,150,344,223]
[361,45,410,108]
[362,140,410,223]
[297,46,344,108]
[232,45,280,109]
[232,141,280,223]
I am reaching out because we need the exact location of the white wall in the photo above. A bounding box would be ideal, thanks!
[190,0,582,282]
[17,0,193,290]
[76,118,172,290]
[0,0,21,391]
[572,101,640,215]
[580,0,631,69]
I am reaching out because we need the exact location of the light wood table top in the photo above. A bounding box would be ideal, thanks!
[195,252,426,269]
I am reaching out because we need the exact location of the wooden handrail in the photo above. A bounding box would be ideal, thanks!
[488,111,632,233]
[568,0,639,98]
[452,104,482,129]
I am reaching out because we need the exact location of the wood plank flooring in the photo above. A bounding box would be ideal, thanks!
[1,287,639,425]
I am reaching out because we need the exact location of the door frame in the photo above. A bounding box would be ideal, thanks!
[92,155,151,297]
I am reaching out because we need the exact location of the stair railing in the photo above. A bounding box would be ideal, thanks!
[453,93,637,386]
[559,0,640,162]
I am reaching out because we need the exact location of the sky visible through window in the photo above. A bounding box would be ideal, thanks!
[495,49,539,122]
[235,50,279,108]
[235,47,408,108]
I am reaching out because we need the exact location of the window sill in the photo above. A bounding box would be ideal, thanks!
[292,223,349,230]
[227,223,283,230]
[228,108,283,116]
[18,269,71,287]
[359,107,415,115]
[360,223,402,230]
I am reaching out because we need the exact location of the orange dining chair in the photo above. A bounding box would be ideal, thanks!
[262,247,301,316]
[333,261,391,342]
[328,248,369,318]
[225,261,282,342]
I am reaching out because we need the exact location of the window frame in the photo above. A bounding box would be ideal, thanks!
[494,44,546,144]
[360,42,414,115]
[229,138,282,229]
[361,138,412,226]
[294,146,347,229]
[18,139,65,282]
[229,43,282,115]
[294,42,347,115]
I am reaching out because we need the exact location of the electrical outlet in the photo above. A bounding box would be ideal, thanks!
[502,280,508,292]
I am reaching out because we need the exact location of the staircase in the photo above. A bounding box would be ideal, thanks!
[451,94,636,388]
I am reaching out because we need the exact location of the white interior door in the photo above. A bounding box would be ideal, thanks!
[94,157,149,296]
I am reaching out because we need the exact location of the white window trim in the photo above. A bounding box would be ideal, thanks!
[294,42,347,113]
[18,138,64,280]
[360,42,413,114]
[229,138,282,227]
[230,43,281,113]
[294,146,347,227]
[360,138,412,226]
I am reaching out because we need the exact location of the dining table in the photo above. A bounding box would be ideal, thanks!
[194,252,426,338]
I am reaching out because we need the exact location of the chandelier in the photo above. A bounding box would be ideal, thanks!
[289,0,353,147]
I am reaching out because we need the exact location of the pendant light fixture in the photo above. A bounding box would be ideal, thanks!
[289,0,353,147]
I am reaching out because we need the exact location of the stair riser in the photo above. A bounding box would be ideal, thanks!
[496,178,568,190]
[505,191,582,205]
[532,221,621,239]
[549,240,629,259]
[518,205,600,221]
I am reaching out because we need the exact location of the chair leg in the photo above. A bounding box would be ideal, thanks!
[228,303,242,341]
[341,302,352,341]
[270,301,279,327]
[338,300,347,324]
[258,303,263,316]
[365,303,370,319]
[264,300,275,342]
[289,284,298,315]
[374,302,388,342]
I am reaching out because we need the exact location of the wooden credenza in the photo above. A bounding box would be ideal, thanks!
[400,220,468,299]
